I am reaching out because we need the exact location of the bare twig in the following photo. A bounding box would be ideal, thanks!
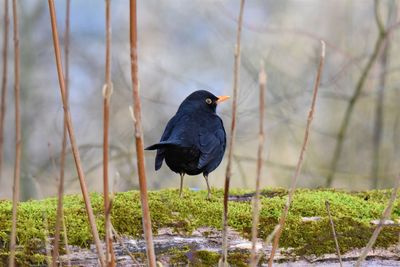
[325,201,343,267]
[374,0,385,35]
[103,0,115,266]
[111,224,141,265]
[268,41,325,266]
[62,208,72,267]
[129,1,156,266]
[48,143,71,267]
[9,0,21,266]
[250,62,267,267]
[265,225,280,247]
[256,224,281,265]
[0,0,10,178]
[47,1,105,266]
[326,0,388,187]
[52,0,70,265]
[104,192,115,266]
[221,0,245,265]
[43,212,52,267]
[355,173,400,266]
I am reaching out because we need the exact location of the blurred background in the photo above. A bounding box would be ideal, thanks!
[0,0,399,200]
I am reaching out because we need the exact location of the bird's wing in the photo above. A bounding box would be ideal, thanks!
[160,114,180,142]
[197,127,226,172]
[148,113,187,170]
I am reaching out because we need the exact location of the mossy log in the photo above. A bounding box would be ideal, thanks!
[0,188,399,266]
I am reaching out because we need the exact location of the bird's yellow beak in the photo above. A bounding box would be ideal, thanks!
[216,95,230,104]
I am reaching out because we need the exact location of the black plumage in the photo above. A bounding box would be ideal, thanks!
[145,90,229,198]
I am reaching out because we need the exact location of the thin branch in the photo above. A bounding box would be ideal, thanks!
[325,2,388,187]
[355,173,400,266]
[47,1,105,266]
[325,201,343,267]
[0,0,10,178]
[250,62,266,267]
[371,0,396,188]
[268,41,325,266]
[371,39,389,189]
[9,0,21,266]
[52,0,70,265]
[129,1,156,266]
[256,224,280,265]
[111,224,141,265]
[42,211,52,267]
[62,208,72,267]
[221,0,245,265]
[103,0,115,265]
[374,0,385,35]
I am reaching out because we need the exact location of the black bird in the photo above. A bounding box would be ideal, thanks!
[145,90,229,199]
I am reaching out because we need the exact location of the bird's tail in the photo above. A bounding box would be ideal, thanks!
[145,141,179,170]
[145,141,177,150]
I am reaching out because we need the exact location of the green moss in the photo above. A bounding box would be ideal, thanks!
[0,188,399,265]
[227,250,251,267]
[161,248,252,266]
[165,246,191,265]
[192,250,220,266]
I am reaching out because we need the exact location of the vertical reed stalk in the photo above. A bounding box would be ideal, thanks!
[268,41,325,266]
[221,0,245,265]
[0,0,10,177]
[129,1,156,266]
[9,0,21,265]
[250,63,266,267]
[52,0,70,265]
[47,1,105,265]
[103,0,115,265]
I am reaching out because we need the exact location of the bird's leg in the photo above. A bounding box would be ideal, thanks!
[204,174,211,200]
[179,172,185,198]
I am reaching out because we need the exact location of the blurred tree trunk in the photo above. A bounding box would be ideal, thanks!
[371,0,397,189]
[325,1,388,187]
[371,39,388,189]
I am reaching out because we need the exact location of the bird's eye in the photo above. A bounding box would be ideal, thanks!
[205,98,212,104]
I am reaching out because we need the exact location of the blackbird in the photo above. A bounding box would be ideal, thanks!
[145,90,229,199]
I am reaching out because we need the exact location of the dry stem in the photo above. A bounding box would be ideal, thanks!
[103,0,115,265]
[325,201,343,267]
[47,143,71,267]
[221,0,245,265]
[9,0,21,266]
[0,0,10,177]
[52,0,70,265]
[111,224,141,265]
[129,1,156,266]
[43,212,52,267]
[47,1,105,265]
[355,173,400,266]
[62,209,72,267]
[250,62,266,267]
[268,41,325,266]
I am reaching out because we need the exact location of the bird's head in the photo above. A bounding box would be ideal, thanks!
[179,90,230,113]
